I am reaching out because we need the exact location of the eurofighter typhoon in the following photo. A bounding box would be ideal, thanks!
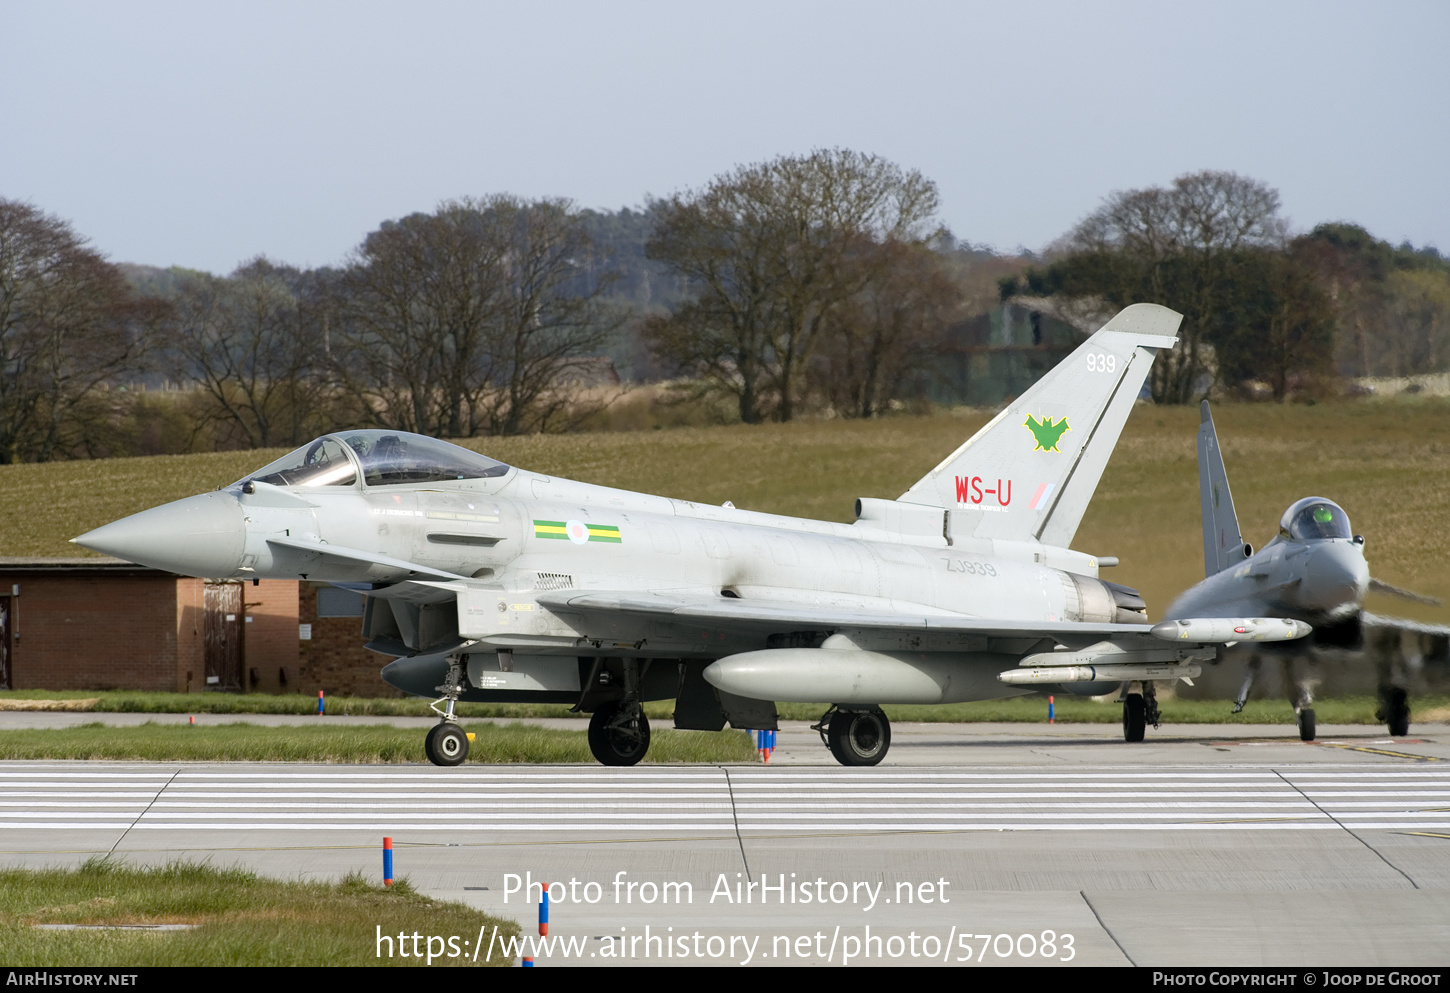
[1147,401,1450,743]
[75,304,1309,766]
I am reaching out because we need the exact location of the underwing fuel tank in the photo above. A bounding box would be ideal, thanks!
[703,648,1022,705]
[1150,617,1312,643]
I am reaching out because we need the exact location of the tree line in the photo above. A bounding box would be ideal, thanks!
[999,170,1450,402]
[2,155,1447,463]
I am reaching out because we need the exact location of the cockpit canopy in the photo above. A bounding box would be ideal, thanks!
[237,431,511,489]
[1279,497,1352,541]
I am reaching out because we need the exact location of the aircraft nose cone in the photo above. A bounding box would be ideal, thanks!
[1301,541,1370,615]
[73,492,246,578]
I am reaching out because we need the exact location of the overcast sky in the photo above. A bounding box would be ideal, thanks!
[4,1,1446,274]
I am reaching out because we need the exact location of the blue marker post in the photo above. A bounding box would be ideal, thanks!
[1048,695,1055,724]
[382,837,393,887]
[317,690,325,715]
[539,883,549,936]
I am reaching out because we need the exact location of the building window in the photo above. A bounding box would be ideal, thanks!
[316,587,365,618]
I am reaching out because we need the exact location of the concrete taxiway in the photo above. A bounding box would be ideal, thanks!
[1,720,1447,967]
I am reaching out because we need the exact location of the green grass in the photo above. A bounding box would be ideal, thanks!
[5,688,1445,726]
[0,721,760,763]
[0,859,519,966]
[0,688,587,718]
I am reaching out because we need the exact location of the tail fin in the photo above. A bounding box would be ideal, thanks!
[1198,400,1248,576]
[898,302,1180,547]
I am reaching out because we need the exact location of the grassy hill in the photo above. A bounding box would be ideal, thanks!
[4,396,1448,623]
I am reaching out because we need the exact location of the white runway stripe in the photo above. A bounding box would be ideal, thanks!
[3,764,1447,834]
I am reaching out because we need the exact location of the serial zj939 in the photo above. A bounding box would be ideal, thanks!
[941,557,999,577]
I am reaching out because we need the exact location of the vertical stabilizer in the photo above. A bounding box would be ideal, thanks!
[1198,400,1247,576]
[899,303,1181,548]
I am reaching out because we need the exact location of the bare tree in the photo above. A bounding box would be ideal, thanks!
[473,198,622,436]
[1380,269,1450,377]
[334,203,502,437]
[812,240,961,417]
[0,199,160,463]
[168,258,332,448]
[645,149,941,422]
[334,196,619,437]
[1049,170,1289,402]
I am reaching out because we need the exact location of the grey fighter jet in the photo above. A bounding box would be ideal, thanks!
[74,304,1311,767]
[1154,402,1448,742]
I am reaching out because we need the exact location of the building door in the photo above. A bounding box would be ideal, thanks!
[203,582,244,691]
[0,596,11,690]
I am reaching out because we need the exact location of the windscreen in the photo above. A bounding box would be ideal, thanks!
[242,437,358,488]
[339,431,511,486]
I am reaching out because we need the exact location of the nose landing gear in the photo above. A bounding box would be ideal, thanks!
[425,655,471,766]
[425,722,471,766]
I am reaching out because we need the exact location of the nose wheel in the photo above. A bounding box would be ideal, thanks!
[425,723,470,766]
[1297,708,1316,742]
[425,655,471,767]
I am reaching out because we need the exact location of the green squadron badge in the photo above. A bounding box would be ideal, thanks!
[1024,415,1070,452]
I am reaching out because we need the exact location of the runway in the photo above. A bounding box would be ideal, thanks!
[2,722,1449,967]
[6,765,1450,833]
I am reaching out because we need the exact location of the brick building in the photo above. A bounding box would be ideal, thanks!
[297,582,399,697]
[0,559,394,696]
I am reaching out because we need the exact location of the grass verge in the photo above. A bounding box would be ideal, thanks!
[1,858,518,966]
[0,689,575,718]
[0,721,760,763]
[5,690,1447,726]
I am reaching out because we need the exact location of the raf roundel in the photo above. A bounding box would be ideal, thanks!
[565,520,590,545]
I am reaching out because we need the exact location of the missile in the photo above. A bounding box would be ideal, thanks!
[998,662,1202,685]
[1150,617,1311,643]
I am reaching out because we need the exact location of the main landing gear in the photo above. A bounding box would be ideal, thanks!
[583,658,652,766]
[588,701,651,766]
[1121,681,1160,743]
[815,707,891,766]
[1378,686,1411,737]
[425,655,470,766]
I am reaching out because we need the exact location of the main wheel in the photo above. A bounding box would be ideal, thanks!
[1298,708,1316,742]
[588,702,651,766]
[1123,693,1146,743]
[826,709,890,766]
[425,723,470,766]
[1386,688,1410,737]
